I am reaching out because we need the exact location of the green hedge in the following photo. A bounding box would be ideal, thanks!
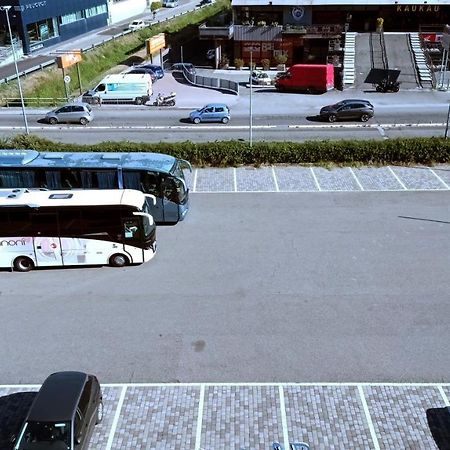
[2,135,450,167]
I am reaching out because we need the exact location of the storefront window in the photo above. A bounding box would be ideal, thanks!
[59,11,83,26]
[26,18,58,44]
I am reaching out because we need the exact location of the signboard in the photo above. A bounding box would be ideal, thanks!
[146,33,165,55]
[64,75,71,84]
[56,51,82,69]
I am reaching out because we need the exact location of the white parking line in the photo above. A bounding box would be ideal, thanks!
[349,167,364,190]
[278,385,290,450]
[358,385,381,450]
[272,166,280,192]
[310,167,321,191]
[438,385,450,406]
[376,125,388,139]
[233,167,237,192]
[192,168,199,193]
[429,168,450,189]
[195,384,205,450]
[105,385,127,450]
[387,166,407,190]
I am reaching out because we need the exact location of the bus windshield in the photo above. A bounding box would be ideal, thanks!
[0,150,192,225]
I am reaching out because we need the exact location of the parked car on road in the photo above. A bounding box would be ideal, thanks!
[319,99,374,122]
[136,63,164,79]
[45,102,93,125]
[125,67,157,83]
[169,63,196,76]
[128,19,146,30]
[190,103,230,124]
[199,0,212,5]
[13,371,103,450]
[249,70,272,86]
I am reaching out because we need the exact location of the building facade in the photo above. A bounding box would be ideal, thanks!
[228,0,450,65]
[0,0,109,54]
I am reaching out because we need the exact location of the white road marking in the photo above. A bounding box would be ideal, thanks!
[429,168,450,189]
[278,385,290,450]
[376,125,388,139]
[272,166,280,192]
[388,166,407,190]
[195,384,205,450]
[192,168,198,193]
[233,167,237,192]
[438,385,450,406]
[358,385,381,450]
[310,167,321,191]
[105,385,127,450]
[349,167,364,190]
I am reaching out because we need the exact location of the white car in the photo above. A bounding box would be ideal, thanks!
[128,19,146,31]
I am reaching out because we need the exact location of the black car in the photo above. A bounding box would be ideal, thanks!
[169,63,196,76]
[14,372,103,450]
[319,99,374,122]
[126,67,157,83]
[136,63,164,79]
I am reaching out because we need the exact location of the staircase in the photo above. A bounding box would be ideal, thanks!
[342,32,356,86]
[409,33,434,88]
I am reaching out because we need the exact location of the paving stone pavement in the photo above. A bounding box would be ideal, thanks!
[186,165,450,193]
[1,383,449,449]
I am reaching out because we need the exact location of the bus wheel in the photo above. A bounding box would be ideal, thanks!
[14,256,34,272]
[109,254,129,267]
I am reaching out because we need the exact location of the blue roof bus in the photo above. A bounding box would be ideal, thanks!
[0,150,192,225]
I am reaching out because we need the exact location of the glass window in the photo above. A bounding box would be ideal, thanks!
[80,170,117,188]
[123,170,160,197]
[16,421,71,449]
[26,18,58,44]
[123,218,142,241]
[0,169,36,188]
[59,11,83,26]
[85,4,107,18]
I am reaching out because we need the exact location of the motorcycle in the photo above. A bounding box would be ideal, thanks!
[153,92,176,106]
[375,78,400,93]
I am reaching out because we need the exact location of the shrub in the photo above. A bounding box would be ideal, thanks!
[275,53,287,65]
[261,58,270,70]
[234,58,244,69]
[151,1,162,11]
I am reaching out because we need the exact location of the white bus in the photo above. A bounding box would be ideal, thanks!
[0,189,156,272]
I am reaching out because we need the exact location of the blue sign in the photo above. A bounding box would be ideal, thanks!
[291,6,305,21]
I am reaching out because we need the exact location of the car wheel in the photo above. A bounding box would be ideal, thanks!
[328,114,337,123]
[360,113,370,122]
[13,256,34,272]
[96,401,104,424]
[221,117,229,124]
[193,117,200,124]
[48,117,58,125]
[109,253,129,267]
[135,97,143,105]
[79,117,88,125]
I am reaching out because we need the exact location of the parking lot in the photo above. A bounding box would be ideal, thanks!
[186,164,450,193]
[1,383,449,449]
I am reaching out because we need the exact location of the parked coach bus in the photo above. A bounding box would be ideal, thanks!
[0,188,156,272]
[0,150,192,224]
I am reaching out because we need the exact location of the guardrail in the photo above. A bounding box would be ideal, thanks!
[2,97,75,107]
[181,66,239,95]
[0,3,210,85]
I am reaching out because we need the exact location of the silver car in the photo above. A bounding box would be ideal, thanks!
[45,102,94,125]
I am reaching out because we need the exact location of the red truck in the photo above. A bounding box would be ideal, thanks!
[275,64,334,93]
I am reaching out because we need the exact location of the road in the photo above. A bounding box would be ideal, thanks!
[1,191,449,384]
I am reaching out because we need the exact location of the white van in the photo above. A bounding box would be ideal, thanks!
[163,0,179,7]
[82,73,152,105]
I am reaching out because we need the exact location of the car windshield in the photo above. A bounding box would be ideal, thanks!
[16,421,71,449]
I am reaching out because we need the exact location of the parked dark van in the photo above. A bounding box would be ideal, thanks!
[14,371,103,450]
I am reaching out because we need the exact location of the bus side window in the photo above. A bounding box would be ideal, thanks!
[142,171,159,197]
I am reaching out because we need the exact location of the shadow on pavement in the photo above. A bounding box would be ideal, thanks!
[306,115,324,122]
[426,407,450,450]
[0,392,37,449]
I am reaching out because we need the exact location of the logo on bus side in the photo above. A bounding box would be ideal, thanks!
[0,238,27,246]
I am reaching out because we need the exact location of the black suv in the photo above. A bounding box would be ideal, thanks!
[319,99,374,122]
[14,372,103,450]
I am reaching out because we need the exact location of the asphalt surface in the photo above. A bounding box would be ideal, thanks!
[1,191,449,384]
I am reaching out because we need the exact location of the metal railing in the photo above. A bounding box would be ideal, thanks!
[180,66,239,95]
[2,97,75,107]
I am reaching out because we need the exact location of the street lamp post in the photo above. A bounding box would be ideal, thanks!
[1,5,29,134]
[249,50,253,148]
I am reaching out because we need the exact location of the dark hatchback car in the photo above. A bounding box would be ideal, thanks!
[169,63,196,76]
[319,99,374,122]
[137,63,164,79]
[14,371,103,450]
[126,67,157,83]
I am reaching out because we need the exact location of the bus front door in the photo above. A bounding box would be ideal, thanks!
[31,213,63,267]
[161,177,179,223]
